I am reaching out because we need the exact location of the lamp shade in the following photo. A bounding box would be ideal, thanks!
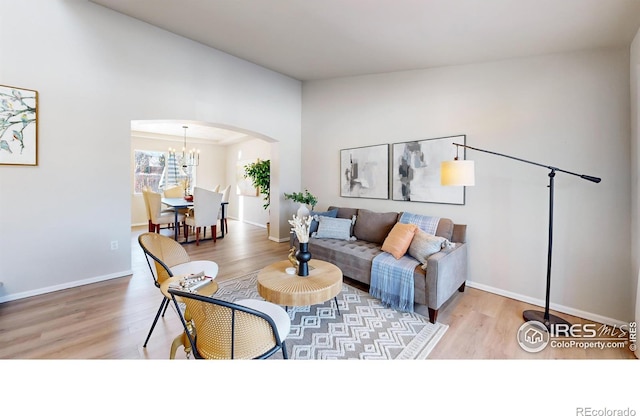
[441,160,475,186]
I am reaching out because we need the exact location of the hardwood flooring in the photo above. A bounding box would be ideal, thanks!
[0,220,635,360]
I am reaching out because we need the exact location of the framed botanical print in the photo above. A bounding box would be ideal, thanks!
[0,84,38,166]
[340,144,389,199]
[392,135,466,205]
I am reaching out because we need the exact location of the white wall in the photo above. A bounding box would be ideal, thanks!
[0,0,301,301]
[302,48,632,323]
[224,138,272,228]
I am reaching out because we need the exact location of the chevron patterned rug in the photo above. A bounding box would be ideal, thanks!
[214,270,448,359]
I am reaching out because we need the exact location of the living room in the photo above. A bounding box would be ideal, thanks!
[1,1,639,413]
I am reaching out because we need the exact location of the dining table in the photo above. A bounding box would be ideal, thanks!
[161,197,229,242]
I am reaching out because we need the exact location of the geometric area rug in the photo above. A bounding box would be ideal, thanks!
[213,271,448,360]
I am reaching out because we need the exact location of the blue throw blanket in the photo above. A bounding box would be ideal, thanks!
[369,212,440,312]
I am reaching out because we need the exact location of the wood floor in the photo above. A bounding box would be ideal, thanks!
[0,220,634,359]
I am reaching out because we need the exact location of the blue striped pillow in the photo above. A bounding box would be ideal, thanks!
[312,215,356,240]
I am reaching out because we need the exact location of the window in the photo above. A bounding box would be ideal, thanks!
[134,150,166,193]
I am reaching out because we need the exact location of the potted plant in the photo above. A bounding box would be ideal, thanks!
[284,189,317,217]
[244,159,271,234]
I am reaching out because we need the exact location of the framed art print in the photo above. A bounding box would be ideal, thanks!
[392,135,466,205]
[0,84,38,166]
[340,144,389,199]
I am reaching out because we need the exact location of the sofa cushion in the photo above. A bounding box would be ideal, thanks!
[381,222,418,259]
[312,215,356,240]
[353,209,399,244]
[435,218,454,241]
[308,238,382,285]
[328,206,358,220]
[408,228,448,267]
[309,209,339,234]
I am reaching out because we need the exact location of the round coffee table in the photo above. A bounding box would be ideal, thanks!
[257,259,343,314]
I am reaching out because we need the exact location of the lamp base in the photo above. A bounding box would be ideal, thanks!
[523,310,571,332]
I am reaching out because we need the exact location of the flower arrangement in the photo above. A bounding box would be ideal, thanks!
[288,214,313,243]
[284,189,318,209]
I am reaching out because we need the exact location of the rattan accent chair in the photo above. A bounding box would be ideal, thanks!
[169,289,290,359]
[138,232,219,348]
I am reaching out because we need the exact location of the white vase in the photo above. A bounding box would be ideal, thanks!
[297,203,310,218]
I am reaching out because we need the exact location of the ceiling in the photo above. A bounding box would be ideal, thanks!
[131,120,251,145]
[93,0,640,140]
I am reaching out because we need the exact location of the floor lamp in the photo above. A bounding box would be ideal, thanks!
[441,143,601,329]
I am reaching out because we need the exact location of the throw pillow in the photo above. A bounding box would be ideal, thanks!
[381,223,418,260]
[309,209,339,234]
[312,215,356,241]
[408,228,449,267]
[353,209,399,244]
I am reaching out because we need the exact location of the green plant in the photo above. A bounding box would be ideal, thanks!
[284,189,317,209]
[244,159,270,210]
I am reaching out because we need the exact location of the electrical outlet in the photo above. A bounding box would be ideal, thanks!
[110,241,119,250]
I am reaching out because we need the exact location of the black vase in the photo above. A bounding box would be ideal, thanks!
[296,242,312,277]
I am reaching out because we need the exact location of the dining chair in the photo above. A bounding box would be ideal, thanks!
[168,288,290,359]
[142,186,155,232]
[146,190,185,234]
[163,185,190,218]
[184,187,223,245]
[163,185,184,198]
[218,185,231,234]
[138,232,219,348]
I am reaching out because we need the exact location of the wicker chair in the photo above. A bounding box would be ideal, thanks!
[169,289,290,359]
[138,232,219,348]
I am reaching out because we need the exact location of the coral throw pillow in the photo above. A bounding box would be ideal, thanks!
[381,223,418,259]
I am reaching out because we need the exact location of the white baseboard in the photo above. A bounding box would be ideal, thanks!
[241,219,266,228]
[0,270,132,303]
[466,280,630,328]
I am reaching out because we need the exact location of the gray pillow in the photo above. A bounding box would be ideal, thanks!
[312,215,356,241]
[309,209,338,234]
[408,228,448,269]
[353,209,399,244]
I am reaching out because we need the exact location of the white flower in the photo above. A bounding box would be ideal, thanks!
[288,214,313,243]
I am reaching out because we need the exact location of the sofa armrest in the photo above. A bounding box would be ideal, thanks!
[424,243,468,310]
[452,224,467,244]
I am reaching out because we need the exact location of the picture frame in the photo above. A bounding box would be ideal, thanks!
[392,135,466,205]
[0,84,38,166]
[340,144,389,199]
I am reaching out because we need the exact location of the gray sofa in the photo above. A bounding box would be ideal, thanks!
[292,206,468,323]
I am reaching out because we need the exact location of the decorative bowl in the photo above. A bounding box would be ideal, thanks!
[184,195,193,202]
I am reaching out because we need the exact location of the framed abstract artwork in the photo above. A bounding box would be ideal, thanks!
[392,135,466,205]
[340,144,389,199]
[0,84,38,166]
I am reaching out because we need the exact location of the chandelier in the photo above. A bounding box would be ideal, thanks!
[170,125,199,167]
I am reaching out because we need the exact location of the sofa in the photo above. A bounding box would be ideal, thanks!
[291,206,468,323]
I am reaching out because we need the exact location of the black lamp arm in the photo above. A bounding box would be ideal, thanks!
[453,143,601,183]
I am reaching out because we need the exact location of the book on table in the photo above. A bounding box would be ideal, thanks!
[169,271,211,293]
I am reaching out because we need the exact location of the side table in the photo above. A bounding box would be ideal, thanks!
[257,259,343,314]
